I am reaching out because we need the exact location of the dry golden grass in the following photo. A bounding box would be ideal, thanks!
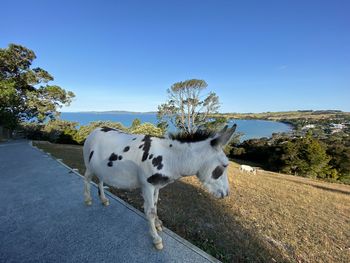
[33,141,350,262]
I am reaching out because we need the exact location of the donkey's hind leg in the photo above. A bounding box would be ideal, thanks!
[84,169,93,205]
[98,181,110,206]
[154,188,163,231]
[143,185,163,250]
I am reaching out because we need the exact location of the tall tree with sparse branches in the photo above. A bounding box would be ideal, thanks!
[0,44,75,129]
[157,79,220,134]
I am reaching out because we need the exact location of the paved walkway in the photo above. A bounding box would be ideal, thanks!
[0,141,218,263]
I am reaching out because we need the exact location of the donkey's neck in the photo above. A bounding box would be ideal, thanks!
[166,140,208,178]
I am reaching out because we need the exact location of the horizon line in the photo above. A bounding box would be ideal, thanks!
[60,109,349,114]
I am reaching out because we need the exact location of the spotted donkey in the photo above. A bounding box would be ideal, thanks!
[83,124,237,250]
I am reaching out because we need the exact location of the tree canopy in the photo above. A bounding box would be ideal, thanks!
[157,79,220,134]
[0,44,75,129]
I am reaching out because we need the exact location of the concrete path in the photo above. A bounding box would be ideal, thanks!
[0,141,218,263]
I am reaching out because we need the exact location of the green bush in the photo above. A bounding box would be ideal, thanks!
[20,122,45,140]
[43,120,78,144]
[21,118,165,145]
[129,122,164,137]
[74,121,127,144]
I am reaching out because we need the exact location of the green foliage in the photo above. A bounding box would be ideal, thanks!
[325,133,350,180]
[231,131,349,182]
[74,121,127,144]
[202,116,228,131]
[129,122,164,137]
[0,44,75,129]
[20,118,165,145]
[20,122,46,140]
[157,79,220,134]
[156,121,168,134]
[20,120,78,144]
[131,118,141,129]
[223,132,244,156]
[43,120,78,144]
[0,80,19,128]
[280,133,332,178]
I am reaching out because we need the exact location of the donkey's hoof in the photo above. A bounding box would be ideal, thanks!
[154,241,163,250]
[85,200,92,206]
[102,199,110,206]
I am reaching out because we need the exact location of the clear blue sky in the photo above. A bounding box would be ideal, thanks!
[2,0,349,113]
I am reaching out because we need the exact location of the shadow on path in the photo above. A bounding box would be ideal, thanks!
[109,180,290,262]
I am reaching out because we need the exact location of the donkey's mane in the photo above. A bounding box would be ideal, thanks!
[168,129,216,143]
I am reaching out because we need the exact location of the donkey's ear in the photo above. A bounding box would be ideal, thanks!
[218,125,228,135]
[210,124,237,148]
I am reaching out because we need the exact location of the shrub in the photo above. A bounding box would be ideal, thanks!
[43,120,78,144]
[20,122,45,140]
[129,122,164,137]
[74,121,127,144]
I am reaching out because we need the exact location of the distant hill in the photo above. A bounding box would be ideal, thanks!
[214,110,350,121]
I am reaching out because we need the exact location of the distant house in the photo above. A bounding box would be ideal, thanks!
[302,124,315,130]
[330,123,345,129]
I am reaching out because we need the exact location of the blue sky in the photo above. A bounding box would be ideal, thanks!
[2,0,349,113]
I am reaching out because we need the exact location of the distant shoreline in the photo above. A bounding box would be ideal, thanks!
[62,109,349,115]
[61,111,157,114]
[60,110,350,131]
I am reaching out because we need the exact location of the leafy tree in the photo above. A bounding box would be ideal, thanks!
[157,79,220,134]
[280,132,333,178]
[326,134,350,181]
[0,44,74,129]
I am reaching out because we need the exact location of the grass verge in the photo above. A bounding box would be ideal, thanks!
[33,141,350,263]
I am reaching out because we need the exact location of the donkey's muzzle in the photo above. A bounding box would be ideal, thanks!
[219,190,229,199]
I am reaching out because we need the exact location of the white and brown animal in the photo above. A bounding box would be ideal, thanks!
[239,164,257,175]
[83,124,237,250]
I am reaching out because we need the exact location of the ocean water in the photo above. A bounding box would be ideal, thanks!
[59,112,291,141]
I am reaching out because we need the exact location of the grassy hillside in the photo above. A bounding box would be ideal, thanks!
[33,141,350,262]
[214,110,350,122]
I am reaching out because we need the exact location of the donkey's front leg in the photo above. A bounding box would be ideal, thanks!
[154,188,163,231]
[98,181,110,206]
[84,169,93,205]
[143,185,163,250]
